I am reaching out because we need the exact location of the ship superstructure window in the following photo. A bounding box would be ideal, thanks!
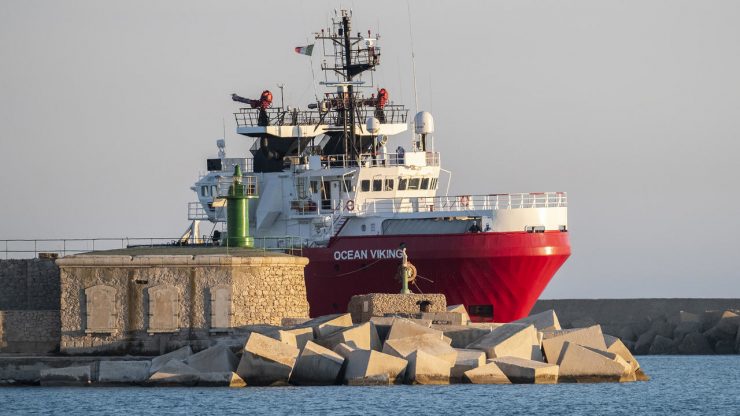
[384,179,394,191]
[361,180,370,192]
[421,178,430,190]
[211,185,218,197]
[398,177,408,190]
[201,186,208,197]
[310,180,319,194]
[344,178,353,193]
[431,178,438,190]
[372,179,382,192]
[409,178,421,190]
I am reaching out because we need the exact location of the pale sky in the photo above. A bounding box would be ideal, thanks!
[1,0,739,298]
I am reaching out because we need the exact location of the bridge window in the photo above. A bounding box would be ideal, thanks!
[421,178,430,190]
[372,179,382,192]
[431,178,438,190]
[201,186,209,197]
[398,177,408,190]
[384,179,394,191]
[361,180,370,192]
[409,178,421,190]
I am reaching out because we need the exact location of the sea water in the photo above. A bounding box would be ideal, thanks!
[0,356,738,415]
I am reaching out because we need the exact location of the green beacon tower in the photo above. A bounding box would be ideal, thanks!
[223,164,256,248]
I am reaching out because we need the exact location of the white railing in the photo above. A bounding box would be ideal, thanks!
[361,192,567,215]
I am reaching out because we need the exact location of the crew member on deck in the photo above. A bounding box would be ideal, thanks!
[469,220,482,233]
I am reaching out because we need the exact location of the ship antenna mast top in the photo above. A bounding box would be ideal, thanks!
[315,9,381,162]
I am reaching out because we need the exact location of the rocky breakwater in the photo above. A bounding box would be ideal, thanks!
[32,309,648,386]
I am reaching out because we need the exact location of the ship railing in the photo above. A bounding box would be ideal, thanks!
[234,105,408,128]
[214,175,258,197]
[314,151,440,169]
[361,192,568,214]
[0,236,305,259]
[188,202,218,221]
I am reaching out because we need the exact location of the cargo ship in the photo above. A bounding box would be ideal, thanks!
[186,10,570,322]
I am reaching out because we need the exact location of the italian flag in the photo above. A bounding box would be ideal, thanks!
[294,44,314,56]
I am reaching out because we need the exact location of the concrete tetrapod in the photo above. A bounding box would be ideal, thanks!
[451,349,486,383]
[236,332,300,386]
[541,325,607,363]
[489,357,559,384]
[149,346,193,375]
[98,361,151,385]
[290,341,345,386]
[318,322,382,351]
[39,365,91,386]
[405,349,452,385]
[513,309,562,332]
[463,361,511,384]
[343,349,408,386]
[186,345,238,373]
[556,342,632,383]
[382,333,458,366]
[466,324,542,361]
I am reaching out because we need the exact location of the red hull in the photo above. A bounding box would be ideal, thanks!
[303,231,571,322]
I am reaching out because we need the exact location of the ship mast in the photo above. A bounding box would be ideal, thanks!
[315,9,380,163]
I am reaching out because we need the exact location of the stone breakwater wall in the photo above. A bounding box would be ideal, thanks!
[57,253,310,355]
[532,299,740,355]
[1,307,648,387]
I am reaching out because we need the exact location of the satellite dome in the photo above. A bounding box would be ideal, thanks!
[414,111,434,134]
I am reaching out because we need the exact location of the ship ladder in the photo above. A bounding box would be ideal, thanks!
[332,216,349,237]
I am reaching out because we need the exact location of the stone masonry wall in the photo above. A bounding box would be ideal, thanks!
[58,254,309,355]
[0,311,60,353]
[0,259,59,310]
[348,293,447,323]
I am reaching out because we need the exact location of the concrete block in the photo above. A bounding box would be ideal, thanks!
[541,325,607,363]
[432,325,490,348]
[282,317,311,327]
[446,304,471,325]
[557,342,631,382]
[604,334,640,371]
[306,314,354,338]
[343,349,408,385]
[677,332,714,355]
[714,339,735,354]
[421,312,465,326]
[318,322,381,351]
[406,349,451,384]
[383,333,458,366]
[147,360,199,386]
[98,361,151,384]
[290,341,345,386]
[186,345,238,373]
[236,332,299,386]
[196,372,246,387]
[514,309,561,331]
[40,365,91,386]
[333,342,356,359]
[386,318,444,342]
[463,361,511,384]
[149,345,192,375]
[278,327,314,350]
[451,348,486,382]
[649,335,678,355]
[704,311,740,343]
[490,357,559,384]
[466,323,542,361]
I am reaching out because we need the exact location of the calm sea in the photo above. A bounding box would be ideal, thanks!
[0,356,738,415]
